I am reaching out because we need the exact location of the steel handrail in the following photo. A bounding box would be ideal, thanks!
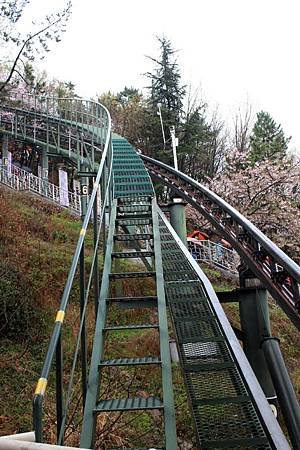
[31,99,112,443]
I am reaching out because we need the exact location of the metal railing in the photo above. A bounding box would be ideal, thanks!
[0,163,81,214]
[0,94,107,171]
[188,238,238,272]
[1,98,115,444]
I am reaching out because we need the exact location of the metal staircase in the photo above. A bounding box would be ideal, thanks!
[80,140,177,449]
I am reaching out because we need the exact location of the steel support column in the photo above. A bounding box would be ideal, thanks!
[168,197,187,246]
[238,287,275,400]
[262,337,300,449]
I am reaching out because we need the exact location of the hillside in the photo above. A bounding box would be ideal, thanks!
[0,185,299,447]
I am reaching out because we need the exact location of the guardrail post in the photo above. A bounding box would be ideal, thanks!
[238,280,276,402]
[1,134,9,166]
[79,164,88,406]
[41,146,48,196]
[168,197,187,246]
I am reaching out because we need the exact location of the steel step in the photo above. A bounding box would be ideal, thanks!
[109,271,156,280]
[114,233,153,241]
[116,218,152,226]
[99,356,161,367]
[192,395,250,406]
[116,213,152,220]
[107,296,158,309]
[103,324,159,332]
[94,396,163,412]
[112,251,154,259]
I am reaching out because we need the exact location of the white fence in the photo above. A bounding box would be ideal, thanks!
[0,163,81,214]
[188,238,238,272]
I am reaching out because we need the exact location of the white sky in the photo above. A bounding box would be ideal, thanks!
[21,0,300,151]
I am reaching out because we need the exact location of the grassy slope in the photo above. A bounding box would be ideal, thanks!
[0,186,299,447]
[0,186,83,435]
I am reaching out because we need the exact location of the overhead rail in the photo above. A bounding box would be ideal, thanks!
[142,155,300,330]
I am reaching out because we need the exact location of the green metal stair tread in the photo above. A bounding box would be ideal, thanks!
[184,361,236,372]
[172,313,216,323]
[107,295,158,302]
[115,218,152,224]
[116,212,152,218]
[94,396,164,412]
[103,324,159,331]
[114,233,153,241]
[178,335,226,344]
[99,356,161,367]
[116,213,152,220]
[112,251,154,259]
[109,271,156,279]
[106,296,158,309]
[192,395,250,406]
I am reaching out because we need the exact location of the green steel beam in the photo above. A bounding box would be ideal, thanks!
[80,201,117,449]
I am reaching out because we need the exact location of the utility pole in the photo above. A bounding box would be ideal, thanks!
[157,103,166,148]
[170,125,178,171]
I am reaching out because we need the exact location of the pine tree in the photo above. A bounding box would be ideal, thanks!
[144,36,186,158]
[249,111,290,164]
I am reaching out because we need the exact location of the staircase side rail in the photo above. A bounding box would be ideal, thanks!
[32,101,112,444]
[142,155,300,330]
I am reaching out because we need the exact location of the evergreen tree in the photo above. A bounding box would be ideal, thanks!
[144,36,186,159]
[249,111,290,164]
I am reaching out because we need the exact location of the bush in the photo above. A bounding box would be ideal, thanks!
[0,260,44,342]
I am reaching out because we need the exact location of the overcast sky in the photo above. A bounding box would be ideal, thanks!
[22,0,300,152]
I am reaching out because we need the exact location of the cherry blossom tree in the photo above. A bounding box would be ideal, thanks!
[210,151,300,262]
[0,0,72,93]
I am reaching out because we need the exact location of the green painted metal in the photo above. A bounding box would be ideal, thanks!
[80,201,118,449]
[239,287,275,400]
[262,337,300,449]
[81,195,177,449]
[169,198,187,247]
[112,138,153,198]
[157,208,290,449]
[26,98,113,444]
[151,198,178,450]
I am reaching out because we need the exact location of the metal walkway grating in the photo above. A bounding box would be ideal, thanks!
[112,138,154,198]
[158,214,273,449]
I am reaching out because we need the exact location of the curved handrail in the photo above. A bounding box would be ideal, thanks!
[142,154,300,329]
[0,94,108,171]
[18,97,113,442]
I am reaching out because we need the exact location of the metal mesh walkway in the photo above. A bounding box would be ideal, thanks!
[158,212,280,449]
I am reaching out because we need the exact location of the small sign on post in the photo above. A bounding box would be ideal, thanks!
[59,169,69,207]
